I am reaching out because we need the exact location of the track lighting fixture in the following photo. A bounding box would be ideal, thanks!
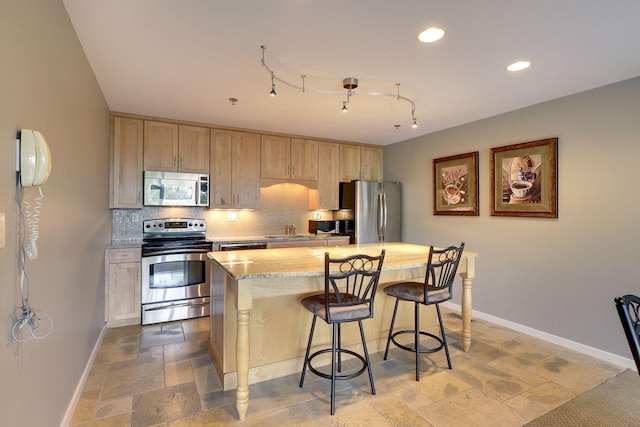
[260,45,418,129]
[270,71,277,96]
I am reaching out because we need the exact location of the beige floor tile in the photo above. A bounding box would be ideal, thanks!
[503,393,552,425]
[243,403,316,427]
[449,359,534,401]
[191,354,223,394]
[75,412,132,426]
[131,382,200,426]
[70,316,624,427]
[409,369,473,402]
[417,388,521,427]
[163,336,209,363]
[371,394,434,426]
[70,389,101,425]
[256,372,321,410]
[94,396,133,420]
[530,355,615,392]
[101,353,165,400]
[139,327,185,349]
[167,405,241,426]
[305,397,394,426]
[93,341,140,366]
[516,380,576,410]
[164,359,195,387]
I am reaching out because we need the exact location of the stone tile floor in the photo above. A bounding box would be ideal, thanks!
[70,308,623,426]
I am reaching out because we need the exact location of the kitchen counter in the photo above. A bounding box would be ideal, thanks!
[207,242,478,420]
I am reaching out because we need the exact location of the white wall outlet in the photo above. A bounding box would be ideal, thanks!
[227,211,238,222]
[132,212,140,222]
[0,213,5,248]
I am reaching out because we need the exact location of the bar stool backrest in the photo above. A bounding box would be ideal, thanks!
[324,250,386,324]
[615,294,640,374]
[423,243,465,304]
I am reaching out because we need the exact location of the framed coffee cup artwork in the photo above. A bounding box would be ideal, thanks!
[433,151,479,216]
[490,137,558,218]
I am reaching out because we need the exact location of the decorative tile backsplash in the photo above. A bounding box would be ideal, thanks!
[111,183,335,241]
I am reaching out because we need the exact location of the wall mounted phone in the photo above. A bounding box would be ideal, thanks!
[17,128,52,260]
[19,129,51,187]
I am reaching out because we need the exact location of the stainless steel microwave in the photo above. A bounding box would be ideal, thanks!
[143,171,209,207]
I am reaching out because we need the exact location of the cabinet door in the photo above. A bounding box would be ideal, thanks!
[210,130,234,208]
[291,138,318,180]
[233,133,261,209]
[361,146,383,181]
[144,121,179,171]
[107,262,141,324]
[261,135,290,179]
[339,143,362,182]
[179,125,210,173]
[111,117,143,208]
[316,141,339,210]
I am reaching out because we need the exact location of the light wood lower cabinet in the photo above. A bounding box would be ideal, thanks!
[105,248,141,327]
[265,237,350,249]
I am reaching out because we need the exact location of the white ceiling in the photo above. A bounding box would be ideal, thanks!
[63,0,640,146]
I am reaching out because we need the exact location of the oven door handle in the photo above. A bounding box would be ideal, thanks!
[144,301,210,311]
[143,248,210,257]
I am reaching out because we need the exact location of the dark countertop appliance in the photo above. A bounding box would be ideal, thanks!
[141,218,212,325]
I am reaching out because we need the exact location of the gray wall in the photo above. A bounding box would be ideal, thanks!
[384,76,640,361]
[0,1,111,425]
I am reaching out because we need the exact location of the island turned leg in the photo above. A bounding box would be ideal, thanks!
[460,257,475,352]
[236,309,250,420]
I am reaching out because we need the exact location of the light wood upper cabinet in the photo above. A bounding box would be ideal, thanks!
[291,138,318,180]
[110,117,143,209]
[178,125,210,173]
[311,141,340,210]
[144,121,210,173]
[261,136,318,181]
[261,135,290,179]
[339,143,383,182]
[211,130,261,209]
[144,121,178,171]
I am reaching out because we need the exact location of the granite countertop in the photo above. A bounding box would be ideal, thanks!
[106,240,143,249]
[207,242,478,280]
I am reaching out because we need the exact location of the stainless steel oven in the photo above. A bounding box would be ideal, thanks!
[141,218,212,325]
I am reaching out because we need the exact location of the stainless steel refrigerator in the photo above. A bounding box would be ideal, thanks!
[339,180,401,244]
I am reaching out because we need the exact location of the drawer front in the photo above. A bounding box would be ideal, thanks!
[108,248,141,263]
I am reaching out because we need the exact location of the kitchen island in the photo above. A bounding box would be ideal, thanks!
[207,242,478,420]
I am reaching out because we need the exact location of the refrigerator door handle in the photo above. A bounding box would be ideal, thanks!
[380,191,387,242]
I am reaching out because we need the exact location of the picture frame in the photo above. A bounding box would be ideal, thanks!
[490,137,558,218]
[433,151,479,216]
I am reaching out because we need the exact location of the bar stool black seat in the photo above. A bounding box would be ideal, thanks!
[299,249,385,415]
[383,243,464,381]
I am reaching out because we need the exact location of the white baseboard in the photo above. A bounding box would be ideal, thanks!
[60,322,108,427]
[442,302,636,371]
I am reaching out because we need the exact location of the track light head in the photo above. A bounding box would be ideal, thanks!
[342,102,348,112]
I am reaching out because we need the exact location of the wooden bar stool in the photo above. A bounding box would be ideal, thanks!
[299,250,385,415]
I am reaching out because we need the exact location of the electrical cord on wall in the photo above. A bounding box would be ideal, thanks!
[12,181,53,342]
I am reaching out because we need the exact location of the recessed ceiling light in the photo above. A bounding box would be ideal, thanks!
[418,27,445,43]
[506,60,531,72]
